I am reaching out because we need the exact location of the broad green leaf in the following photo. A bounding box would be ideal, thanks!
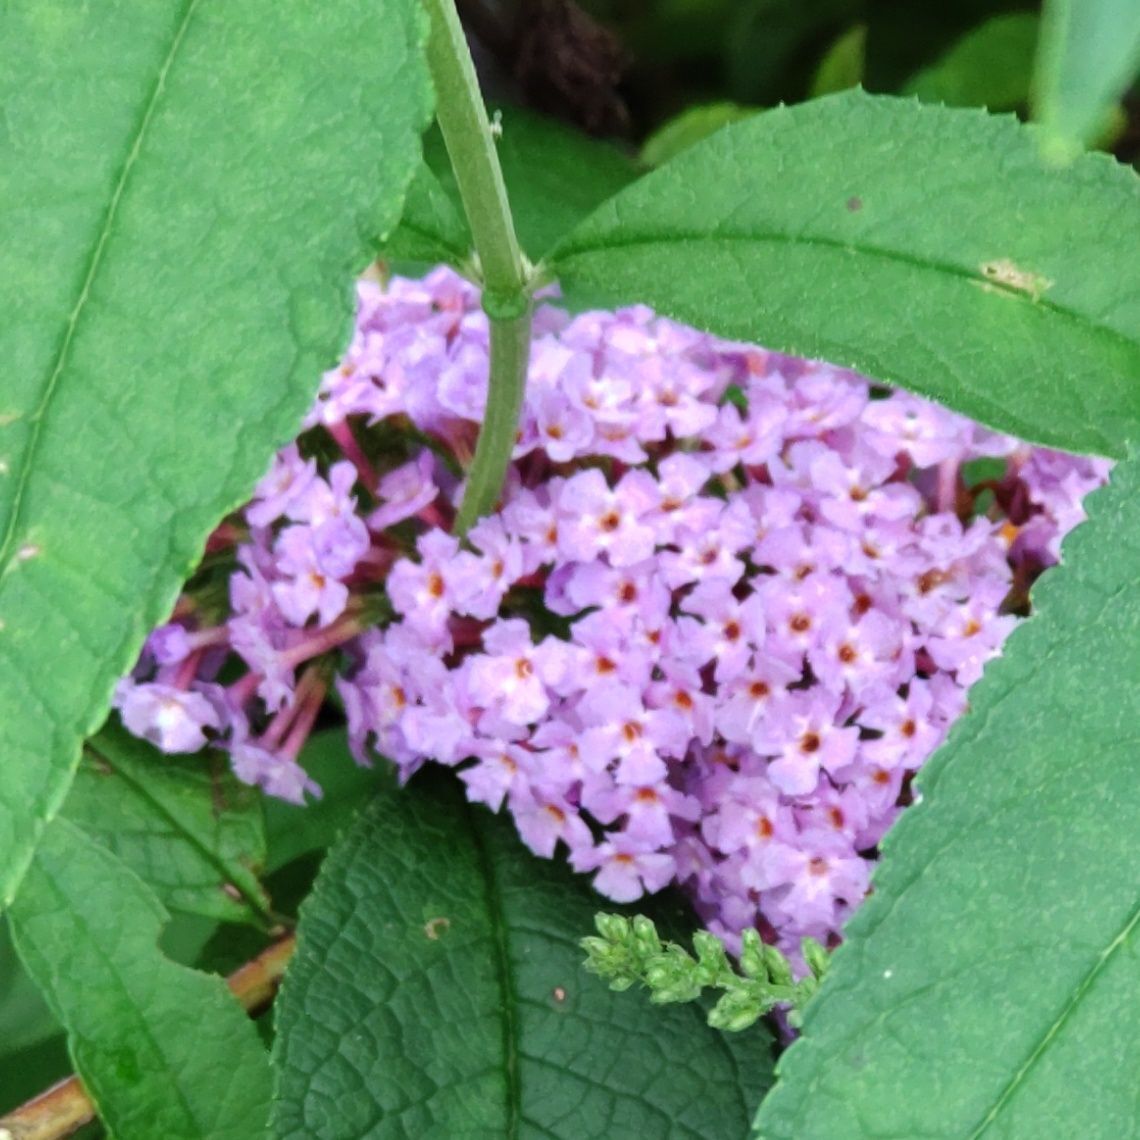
[551,90,1140,458]
[755,451,1140,1139]
[0,0,432,908]
[640,103,758,168]
[9,817,272,1139]
[273,765,773,1139]
[904,13,1039,111]
[62,723,270,926]
[1033,0,1140,161]
[387,105,639,269]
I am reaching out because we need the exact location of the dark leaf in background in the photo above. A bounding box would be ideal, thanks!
[274,764,773,1139]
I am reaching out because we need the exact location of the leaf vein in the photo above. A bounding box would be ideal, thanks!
[968,896,1140,1136]
[466,804,521,1137]
[0,0,200,582]
[83,738,270,923]
[559,229,1140,368]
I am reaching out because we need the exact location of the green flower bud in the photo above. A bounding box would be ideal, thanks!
[802,937,830,980]
[632,915,662,954]
[594,913,629,944]
[762,945,793,987]
[738,929,766,979]
[708,988,766,1033]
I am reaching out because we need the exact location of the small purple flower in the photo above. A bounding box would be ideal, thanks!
[467,619,568,728]
[369,450,439,530]
[555,469,658,567]
[114,680,221,753]
[570,837,676,903]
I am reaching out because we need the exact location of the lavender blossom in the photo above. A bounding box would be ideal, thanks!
[118,267,1110,965]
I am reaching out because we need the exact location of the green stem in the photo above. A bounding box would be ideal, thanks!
[423,0,533,533]
[455,308,531,533]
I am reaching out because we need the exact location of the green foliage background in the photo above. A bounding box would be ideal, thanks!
[1,1,1137,1137]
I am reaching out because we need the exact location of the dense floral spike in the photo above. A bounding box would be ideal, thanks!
[117,267,1110,961]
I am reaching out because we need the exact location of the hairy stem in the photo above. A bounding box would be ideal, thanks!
[423,0,533,534]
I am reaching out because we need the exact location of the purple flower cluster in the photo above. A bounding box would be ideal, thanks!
[116,266,1109,961]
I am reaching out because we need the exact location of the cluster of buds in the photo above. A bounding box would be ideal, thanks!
[117,267,1109,960]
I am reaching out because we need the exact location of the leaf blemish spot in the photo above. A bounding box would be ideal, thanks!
[846,196,862,212]
[423,916,450,940]
[552,985,567,1003]
[16,543,41,562]
[978,258,1052,301]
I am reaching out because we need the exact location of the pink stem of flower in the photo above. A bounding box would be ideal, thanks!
[260,666,324,750]
[228,672,260,708]
[280,673,328,763]
[327,418,379,490]
[279,612,365,671]
[936,458,959,514]
[186,625,231,653]
[417,501,450,530]
[173,649,206,690]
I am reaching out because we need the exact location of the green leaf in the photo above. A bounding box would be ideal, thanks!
[1033,0,1140,161]
[640,103,758,168]
[9,817,272,1139]
[273,765,773,1138]
[809,24,866,99]
[62,723,270,926]
[551,90,1140,458]
[388,105,639,269]
[754,451,1140,1139]
[0,0,432,908]
[904,13,1040,111]
[381,160,474,272]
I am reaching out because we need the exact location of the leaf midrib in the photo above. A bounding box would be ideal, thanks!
[968,896,1140,1137]
[0,0,200,580]
[466,802,521,1138]
[84,738,272,925]
[555,227,1140,371]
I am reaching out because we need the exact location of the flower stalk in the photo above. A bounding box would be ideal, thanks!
[422,0,533,534]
